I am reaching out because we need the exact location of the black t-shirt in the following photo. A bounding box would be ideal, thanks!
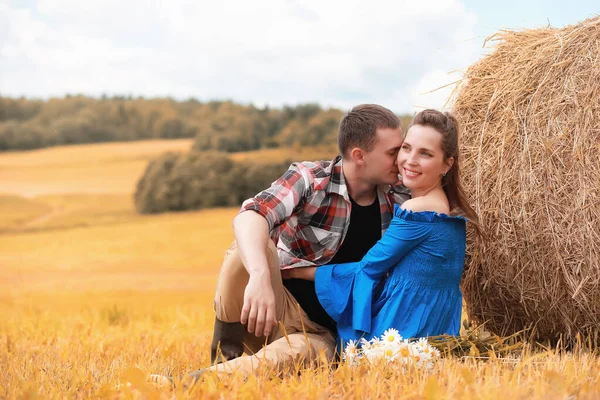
[283,196,382,335]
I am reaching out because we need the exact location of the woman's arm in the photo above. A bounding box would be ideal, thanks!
[282,218,430,282]
[356,217,430,280]
[313,216,430,333]
[281,267,317,281]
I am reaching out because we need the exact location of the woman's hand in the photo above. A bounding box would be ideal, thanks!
[281,267,317,281]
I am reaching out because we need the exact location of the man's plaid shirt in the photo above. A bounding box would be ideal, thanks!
[240,156,410,269]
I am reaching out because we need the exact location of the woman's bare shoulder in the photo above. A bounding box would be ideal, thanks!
[401,197,449,214]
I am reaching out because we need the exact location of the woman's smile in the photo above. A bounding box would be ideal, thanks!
[403,168,421,178]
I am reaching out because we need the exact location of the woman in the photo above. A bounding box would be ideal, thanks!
[283,109,481,343]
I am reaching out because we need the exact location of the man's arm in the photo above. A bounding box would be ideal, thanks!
[233,162,312,337]
[233,211,276,337]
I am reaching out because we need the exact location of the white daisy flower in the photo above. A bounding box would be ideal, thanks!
[381,328,402,344]
[359,337,372,350]
[419,350,433,364]
[382,341,401,361]
[364,344,384,363]
[411,351,424,368]
[342,330,438,370]
[397,342,412,360]
[343,339,359,363]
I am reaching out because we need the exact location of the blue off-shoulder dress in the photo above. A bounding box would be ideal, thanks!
[315,204,467,343]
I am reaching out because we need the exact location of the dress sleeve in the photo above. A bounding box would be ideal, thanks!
[315,211,431,334]
[358,216,431,280]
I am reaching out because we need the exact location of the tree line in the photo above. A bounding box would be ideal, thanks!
[0,96,412,152]
[134,151,296,214]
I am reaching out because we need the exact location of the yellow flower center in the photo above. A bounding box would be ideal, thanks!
[385,349,394,357]
[400,347,410,357]
[387,336,395,342]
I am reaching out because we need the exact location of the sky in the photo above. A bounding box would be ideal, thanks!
[0,0,598,113]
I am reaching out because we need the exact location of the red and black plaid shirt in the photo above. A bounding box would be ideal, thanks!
[240,156,410,269]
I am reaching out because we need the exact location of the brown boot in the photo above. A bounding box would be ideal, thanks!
[210,318,245,364]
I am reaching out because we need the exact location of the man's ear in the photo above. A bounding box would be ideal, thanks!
[350,147,365,165]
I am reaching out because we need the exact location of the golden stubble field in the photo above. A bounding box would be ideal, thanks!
[1,139,600,399]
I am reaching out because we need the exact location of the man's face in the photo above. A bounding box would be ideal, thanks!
[361,127,403,185]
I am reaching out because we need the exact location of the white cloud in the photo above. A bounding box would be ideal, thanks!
[0,0,482,112]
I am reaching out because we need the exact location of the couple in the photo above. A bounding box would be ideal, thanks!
[153,104,481,384]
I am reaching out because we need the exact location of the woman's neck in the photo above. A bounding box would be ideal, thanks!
[410,183,445,200]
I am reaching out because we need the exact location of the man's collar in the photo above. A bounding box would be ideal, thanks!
[388,183,411,196]
[333,156,350,202]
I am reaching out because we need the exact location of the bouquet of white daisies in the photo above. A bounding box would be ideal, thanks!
[342,329,440,370]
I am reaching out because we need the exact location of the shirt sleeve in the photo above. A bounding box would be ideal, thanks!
[239,162,312,232]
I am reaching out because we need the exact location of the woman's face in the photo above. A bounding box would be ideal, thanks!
[397,124,453,192]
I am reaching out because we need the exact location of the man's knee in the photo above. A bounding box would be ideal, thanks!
[214,241,248,322]
[214,240,281,323]
[218,241,247,284]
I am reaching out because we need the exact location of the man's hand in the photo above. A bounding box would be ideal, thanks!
[240,271,277,337]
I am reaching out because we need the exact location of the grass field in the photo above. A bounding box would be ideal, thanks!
[1,140,599,398]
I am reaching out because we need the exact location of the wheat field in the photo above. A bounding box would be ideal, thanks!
[1,140,599,399]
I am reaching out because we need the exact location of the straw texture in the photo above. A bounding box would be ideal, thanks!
[453,17,600,342]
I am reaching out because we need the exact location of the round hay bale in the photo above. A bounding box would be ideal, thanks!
[453,17,600,342]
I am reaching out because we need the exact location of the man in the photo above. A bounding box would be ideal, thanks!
[152,104,409,385]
